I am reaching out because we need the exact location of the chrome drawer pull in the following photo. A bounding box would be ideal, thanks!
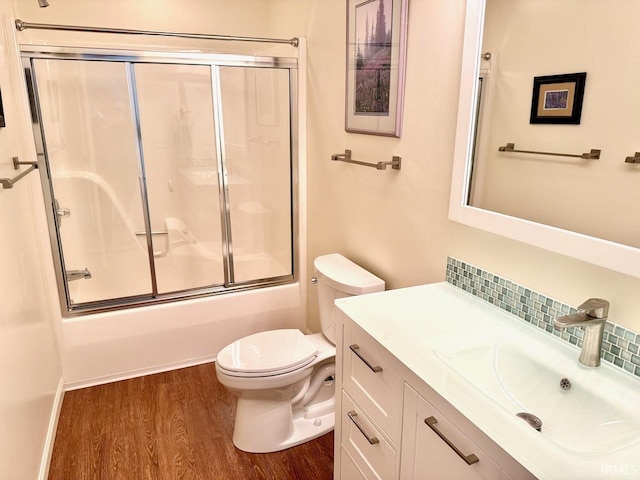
[348,411,379,445]
[424,416,479,466]
[349,344,383,373]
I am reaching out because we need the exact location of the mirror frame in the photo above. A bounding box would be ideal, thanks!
[449,0,640,278]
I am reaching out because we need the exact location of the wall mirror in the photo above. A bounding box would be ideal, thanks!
[449,0,640,278]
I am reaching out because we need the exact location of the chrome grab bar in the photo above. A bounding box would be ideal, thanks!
[498,142,601,160]
[134,230,169,258]
[347,411,379,445]
[134,230,169,236]
[424,416,479,466]
[349,344,383,373]
[0,157,38,189]
[331,149,401,170]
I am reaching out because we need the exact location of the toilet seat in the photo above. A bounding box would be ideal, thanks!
[216,329,319,378]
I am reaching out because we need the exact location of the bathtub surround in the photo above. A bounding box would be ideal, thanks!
[446,257,640,379]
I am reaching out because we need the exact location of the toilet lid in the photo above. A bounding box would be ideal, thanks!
[216,329,319,376]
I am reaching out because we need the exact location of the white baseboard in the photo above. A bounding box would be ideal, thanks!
[38,376,65,480]
[64,354,217,391]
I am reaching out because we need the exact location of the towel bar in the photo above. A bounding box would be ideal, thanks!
[0,157,39,189]
[625,152,640,164]
[331,150,401,170]
[498,143,600,160]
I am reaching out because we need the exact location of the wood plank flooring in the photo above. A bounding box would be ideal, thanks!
[48,363,334,480]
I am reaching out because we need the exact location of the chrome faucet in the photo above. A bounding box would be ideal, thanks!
[554,298,609,367]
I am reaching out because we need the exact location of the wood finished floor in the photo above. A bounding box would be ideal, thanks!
[48,363,334,480]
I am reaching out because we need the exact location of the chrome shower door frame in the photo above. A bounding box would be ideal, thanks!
[21,45,298,316]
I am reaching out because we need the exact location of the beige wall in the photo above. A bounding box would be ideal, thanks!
[0,5,63,479]
[12,0,271,39]
[293,0,640,334]
[299,0,467,331]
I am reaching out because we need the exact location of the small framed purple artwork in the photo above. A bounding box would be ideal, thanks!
[530,72,587,125]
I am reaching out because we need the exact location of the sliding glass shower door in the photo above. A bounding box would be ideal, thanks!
[32,59,154,304]
[219,66,293,283]
[134,63,225,294]
[24,48,297,314]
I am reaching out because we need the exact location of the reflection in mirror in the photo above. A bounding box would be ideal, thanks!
[449,0,640,279]
[467,0,640,249]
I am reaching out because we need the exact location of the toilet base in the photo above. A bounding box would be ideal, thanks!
[232,392,335,453]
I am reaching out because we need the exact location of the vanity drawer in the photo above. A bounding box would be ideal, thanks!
[340,447,368,480]
[341,390,399,480]
[342,326,403,445]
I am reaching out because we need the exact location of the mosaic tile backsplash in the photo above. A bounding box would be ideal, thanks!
[446,257,640,379]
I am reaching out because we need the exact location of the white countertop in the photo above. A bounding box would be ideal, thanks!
[335,282,640,480]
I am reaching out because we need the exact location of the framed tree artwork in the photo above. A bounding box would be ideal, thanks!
[345,0,408,137]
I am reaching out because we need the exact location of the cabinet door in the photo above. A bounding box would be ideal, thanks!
[400,386,501,480]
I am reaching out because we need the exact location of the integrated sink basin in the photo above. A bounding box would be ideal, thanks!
[437,334,640,456]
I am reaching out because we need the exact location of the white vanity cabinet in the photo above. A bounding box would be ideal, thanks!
[334,316,536,480]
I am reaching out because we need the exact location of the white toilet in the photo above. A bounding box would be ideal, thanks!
[215,253,385,453]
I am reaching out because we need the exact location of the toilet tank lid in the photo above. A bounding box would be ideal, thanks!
[314,254,385,295]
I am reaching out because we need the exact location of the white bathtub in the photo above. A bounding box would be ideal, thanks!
[60,281,306,389]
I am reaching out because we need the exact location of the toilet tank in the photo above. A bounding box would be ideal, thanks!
[314,254,385,344]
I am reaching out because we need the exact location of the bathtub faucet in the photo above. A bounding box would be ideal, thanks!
[554,298,609,367]
[66,268,92,282]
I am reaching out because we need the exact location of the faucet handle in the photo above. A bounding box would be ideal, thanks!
[578,298,609,319]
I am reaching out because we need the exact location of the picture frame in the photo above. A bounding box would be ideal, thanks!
[345,0,408,137]
[529,72,587,125]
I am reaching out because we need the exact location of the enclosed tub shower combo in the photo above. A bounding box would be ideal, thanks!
[22,40,298,314]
